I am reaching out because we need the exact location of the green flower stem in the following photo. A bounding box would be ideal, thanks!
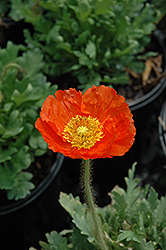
[83,159,108,250]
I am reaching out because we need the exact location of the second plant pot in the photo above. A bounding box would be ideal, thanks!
[0,152,65,250]
[127,29,166,112]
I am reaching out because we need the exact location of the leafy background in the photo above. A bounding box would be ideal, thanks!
[0,41,57,200]
[8,0,162,90]
[0,0,166,249]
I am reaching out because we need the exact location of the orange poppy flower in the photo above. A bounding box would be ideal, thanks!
[35,85,136,159]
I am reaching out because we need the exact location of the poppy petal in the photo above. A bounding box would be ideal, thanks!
[36,85,136,159]
[39,89,83,136]
[81,85,127,122]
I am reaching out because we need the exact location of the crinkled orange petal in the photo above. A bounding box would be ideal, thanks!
[35,85,136,159]
[81,85,127,122]
[39,88,83,137]
[80,85,136,157]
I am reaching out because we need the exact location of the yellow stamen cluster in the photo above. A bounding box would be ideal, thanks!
[63,115,104,149]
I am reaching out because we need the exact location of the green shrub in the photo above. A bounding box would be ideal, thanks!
[153,0,166,15]
[0,0,10,16]
[0,42,57,200]
[38,164,166,249]
[9,0,161,90]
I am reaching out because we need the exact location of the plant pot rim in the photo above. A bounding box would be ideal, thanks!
[159,100,166,157]
[128,29,166,111]
[128,77,166,111]
[0,153,65,216]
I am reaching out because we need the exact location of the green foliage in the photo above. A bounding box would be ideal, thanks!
[59,192,95,243]
[0,41,58,200]
[39,228,96,250]
[0,0,10,15]
[9,0,161,90]
[153,0,166,16]
[39,164,166,249]
[40,231,69,250]
[7,172,35,200]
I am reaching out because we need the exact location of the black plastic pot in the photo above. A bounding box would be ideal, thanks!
[0,153,65,250]
[128,29,166,112]
[0,153,64,216]
[159,100,166,157]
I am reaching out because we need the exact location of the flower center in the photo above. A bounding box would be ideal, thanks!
[77,126,89,135]
[62,115,104,149]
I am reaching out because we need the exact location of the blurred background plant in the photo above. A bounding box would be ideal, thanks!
[0,0,10,17]
[0,41,57,201]
[153,0,166,17]
[4,0,163,91]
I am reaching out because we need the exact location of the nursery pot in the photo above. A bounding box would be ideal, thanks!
[128,29,166,112]
[124,29,166,151]
[155,99,166,196]
[0,153,64,215]
[159,99,166,157]
[0,153,65,250]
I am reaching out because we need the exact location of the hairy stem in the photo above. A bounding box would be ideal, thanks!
[82,159,108,250]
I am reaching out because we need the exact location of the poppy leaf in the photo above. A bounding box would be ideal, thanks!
[7,172,35,200]
[41,231,69,250]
